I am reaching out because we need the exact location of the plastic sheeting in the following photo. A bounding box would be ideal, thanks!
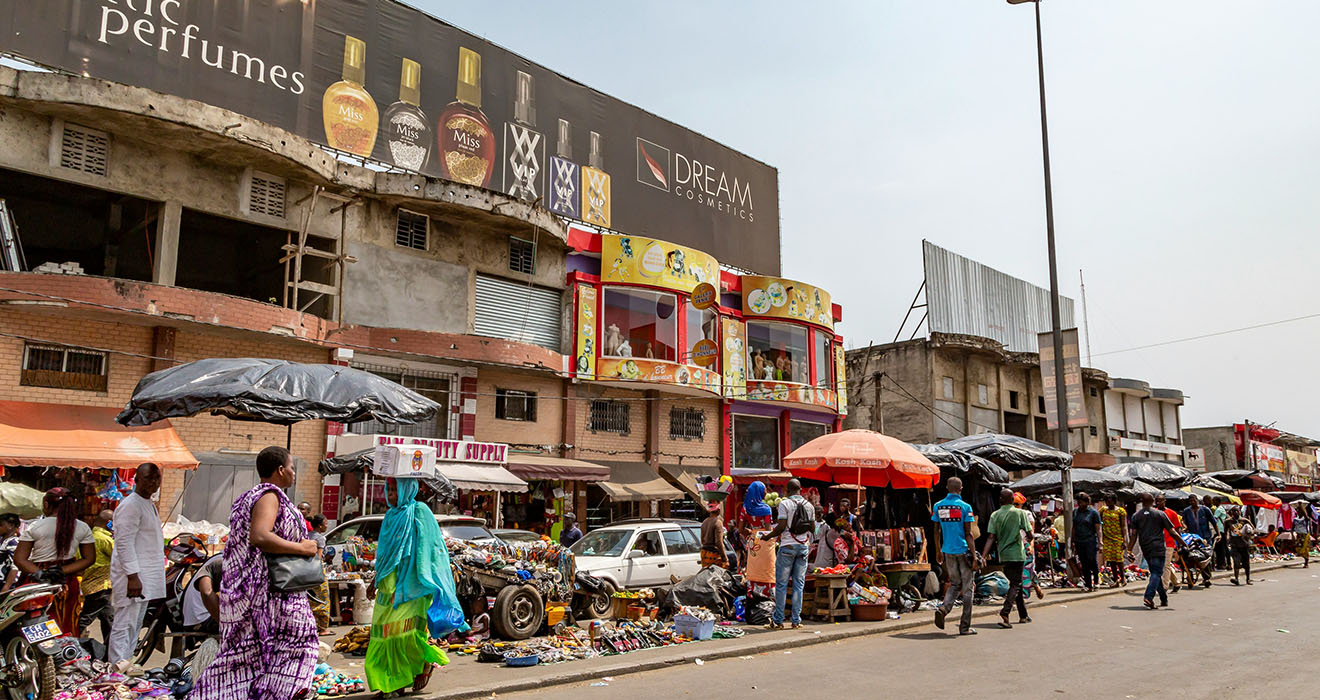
[1209,470,1283,491]
[939,433,1071,471]
[1100,462,1196,489]
[913,444,1011,486]
[117,358,441,427]
[664,566,736,617]
[1011,468,1133,498]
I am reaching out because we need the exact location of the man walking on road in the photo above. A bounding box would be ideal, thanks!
[1129,493,1181,610]
[1290,501,1311,568]
[79,509,116,646]
[1155,495,1184,593]
[761,478,814,630]
[108,463,165,666]
[1210,497,1230,570]
[1225,506,1256,585]
[1072,492,1102,592]
[984,488,1033,628]
[932,477,979,635]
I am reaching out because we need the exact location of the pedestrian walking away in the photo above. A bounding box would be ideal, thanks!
[761,478,814,630]
[192,446,320,700]
[1072,492,1102,592]
[1099,494,1128,587]
[13,487,95,636]
[1209,497,1230,570]
[984,488,1033,628]
[1225,506,1256,585]
[109,462,165,666]
[932,477,980,635]
[79,509,117,649]
[1290,501,1311,568]
[1129,493,1181,609]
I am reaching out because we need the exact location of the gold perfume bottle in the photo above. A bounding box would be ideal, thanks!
[581,131,610,227]
[322,35,379,157]
[438,47,494,187]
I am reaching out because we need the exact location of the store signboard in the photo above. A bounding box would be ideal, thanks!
[721,317,747,400]
[1117,437,1184,456]
[1249,441,1286,473]
[573,284,598,380]
[0,0,780,274]
[336,433,508,464]
[834,345,848,416]
[600,234,719,294]
[1185,448,1206,469]
[594,357,720,395]
[741,276,833,330]
[1285,449,1316,479]
[1038,328,1086,430]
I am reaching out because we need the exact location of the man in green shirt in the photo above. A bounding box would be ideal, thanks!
[982,488,1033,629]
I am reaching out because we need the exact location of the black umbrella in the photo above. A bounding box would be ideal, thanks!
[320,449,459,503]
[117,358,441,427]
[1192,474,1235,492]
[940,433,1071,471]
[955,450,1012,486]
[1207,469,1280,491]
[1100,462,1196,489]
[1011,468,1132,498]
[1118,479,1164,500]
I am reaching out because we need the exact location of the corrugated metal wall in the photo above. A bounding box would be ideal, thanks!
[922,240,1075,352]
[474,274,563,350]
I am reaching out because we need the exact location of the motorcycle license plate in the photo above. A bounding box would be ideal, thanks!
[21,620,60,644]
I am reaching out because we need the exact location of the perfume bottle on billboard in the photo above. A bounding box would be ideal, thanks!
[322,35,379,157]
[548,118,579,217]
[383,58,430,171]
[503,70,544,201]
[439,47,495,187]
[581,131,611,227]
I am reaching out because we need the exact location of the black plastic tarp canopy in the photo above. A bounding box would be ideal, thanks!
[940,433,1071,471]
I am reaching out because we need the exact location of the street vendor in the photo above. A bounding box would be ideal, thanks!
[700,502,727,569]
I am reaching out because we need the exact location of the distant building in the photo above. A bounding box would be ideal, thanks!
[1184,424,1319,488]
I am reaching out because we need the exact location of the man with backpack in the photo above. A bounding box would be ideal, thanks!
[760,479,815,630]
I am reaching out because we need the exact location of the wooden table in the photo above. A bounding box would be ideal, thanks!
[809,574,851,623]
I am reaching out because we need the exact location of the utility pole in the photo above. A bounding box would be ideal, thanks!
[1080,269,1093,367]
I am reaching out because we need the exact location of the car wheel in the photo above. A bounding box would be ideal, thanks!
[579,580,615,620]
[492,585,544,640]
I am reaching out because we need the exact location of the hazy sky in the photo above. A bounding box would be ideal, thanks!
[416,0,1320,434]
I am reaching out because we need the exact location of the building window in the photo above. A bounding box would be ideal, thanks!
[58,123,109,176]
[395,210,428,250]
[669,407,706,440]
[602,288,677,361]
[813,331,832,388]
[1089,426,1099,436]
[1009,390,1020,410]
[790,420,830,452]
[508,236,536,274]
[495,389,537,422]
[733,414,780,471]
[1090,387,1099,397]
[684,301,717,365]
[746,321,808,384]
[942,376,954,399]
[20,343,108,392]
[352,365,451,438]
[977,383,989,405]
[1038,396,1046,413]
[589,399,630,434]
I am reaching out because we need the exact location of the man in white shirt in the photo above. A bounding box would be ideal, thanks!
[108,463,165,666]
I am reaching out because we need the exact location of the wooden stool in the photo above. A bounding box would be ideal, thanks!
[811,575,851,622]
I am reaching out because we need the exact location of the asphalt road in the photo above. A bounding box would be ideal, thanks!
[501,563,1319,699]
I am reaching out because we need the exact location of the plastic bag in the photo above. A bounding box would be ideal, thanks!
[975,571,1010,599]
[664,566,735,616]
[744,597,776,626]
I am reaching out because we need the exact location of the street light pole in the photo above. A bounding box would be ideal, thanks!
[1010,0,1073,554]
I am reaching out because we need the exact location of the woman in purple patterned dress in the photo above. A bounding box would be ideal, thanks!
[193,446,319,700]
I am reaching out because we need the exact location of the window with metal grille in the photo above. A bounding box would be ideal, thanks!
[248,172,286,218]
[669,407,705,440]
[59,124,109,176]
[508,236,535,274]
[495,389,537,422]
[20,343,108,392]
[395,210,428,250]
[589,399,630,435]
[350,364,452,438]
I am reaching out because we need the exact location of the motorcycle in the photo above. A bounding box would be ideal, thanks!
[133,534,210,665]
[0,581,69,700]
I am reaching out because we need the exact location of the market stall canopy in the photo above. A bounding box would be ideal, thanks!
[0,400,198,470]
[912,444,1011,486]
[1011,468,1133,498]
[0,482,45,518]
[1119,479,1165,499]
[784,429,939,489]
[1192,474,1236,492]
[1302,492,1320,504]
[939,433,1071,471]
[1100,462,1196,489]
[1181,485,1242,505]
[315,449,458,502]
[1267,491,1306,504]
[1236,489,1283,509]
[435,463,526,494]
[505,454,610,482]
[660,464,723,500]
[117,358,441,426]
[1209,470,1282,491]
[596,461,683,502]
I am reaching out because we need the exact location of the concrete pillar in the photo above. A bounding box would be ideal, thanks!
[153,201,182,286]
[150,326,176,373]
[1025,367,1036,440]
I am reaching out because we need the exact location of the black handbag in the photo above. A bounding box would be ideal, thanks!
[265,552,325,593]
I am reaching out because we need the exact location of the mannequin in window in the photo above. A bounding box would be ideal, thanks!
[603,324,624,356]
[751,352,770,380]
[775,352,792,381]
[645,343,655,359]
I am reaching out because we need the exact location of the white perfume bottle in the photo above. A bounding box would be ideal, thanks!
[503,70,544,201]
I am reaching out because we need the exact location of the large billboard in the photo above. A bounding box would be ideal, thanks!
[922,240,1075,353]
[1038,328,1086,430]
[0,0,780,275]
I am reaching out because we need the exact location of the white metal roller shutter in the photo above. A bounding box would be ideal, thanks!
[474,274,562,350]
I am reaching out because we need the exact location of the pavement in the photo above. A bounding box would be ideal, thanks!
[492,559,1317,700]
[398,558,1303,700]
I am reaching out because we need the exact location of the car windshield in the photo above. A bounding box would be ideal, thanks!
[442,524,497,541]
[571,529,634,557]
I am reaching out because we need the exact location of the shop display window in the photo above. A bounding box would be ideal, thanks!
[746,321,808,384]
[790,420,830,452]
[733,414,780,471]
[685,302,717,362]
[602,287,677,361]
[813,332,832,388]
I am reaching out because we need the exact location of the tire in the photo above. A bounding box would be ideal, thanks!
[3,632,56,700]
[492,585,543,641]
[133,614,164,666]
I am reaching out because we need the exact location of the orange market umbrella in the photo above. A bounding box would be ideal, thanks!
[1237,489,1283,509]
[783,429,939,489]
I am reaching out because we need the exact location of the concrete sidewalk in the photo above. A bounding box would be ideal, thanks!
[414,559,1296,700]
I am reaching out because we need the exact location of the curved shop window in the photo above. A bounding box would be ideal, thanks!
[685,302,718,362]
[813,332,833,388]
[746,321,808,384]
[602,287,678,361]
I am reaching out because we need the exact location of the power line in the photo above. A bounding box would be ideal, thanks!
[1091,312,1320,358]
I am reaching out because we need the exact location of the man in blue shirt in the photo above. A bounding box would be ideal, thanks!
[1181,495,1215,542]
[932,477,980,635]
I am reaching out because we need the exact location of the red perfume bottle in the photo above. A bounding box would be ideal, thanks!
[438,47,494,187]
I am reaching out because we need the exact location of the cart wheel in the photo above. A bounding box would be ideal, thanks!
[575,580,615,620]
[492,585,544,640]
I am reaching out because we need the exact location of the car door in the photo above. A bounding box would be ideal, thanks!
[623,529,669,587]
[663,527,701,579]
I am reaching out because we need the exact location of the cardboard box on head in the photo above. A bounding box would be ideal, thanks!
[372,444,437,478]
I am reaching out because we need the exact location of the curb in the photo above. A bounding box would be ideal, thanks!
[428,559,1296,699]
